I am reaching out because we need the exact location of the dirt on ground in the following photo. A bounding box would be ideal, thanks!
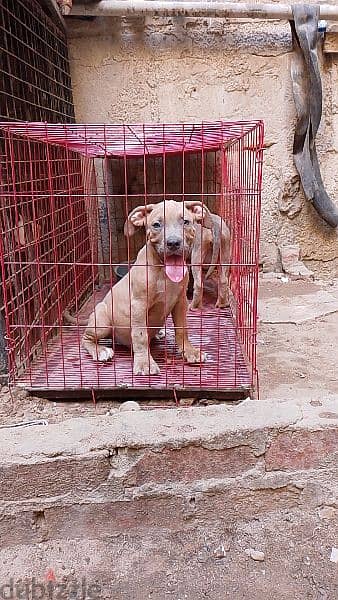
[0,508,337,600]
[0,277,337,425]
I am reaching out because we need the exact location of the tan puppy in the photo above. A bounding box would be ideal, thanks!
[190,213,230,310]
[66,200,209,375]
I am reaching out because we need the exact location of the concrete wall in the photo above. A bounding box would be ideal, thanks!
[67,4,338,276]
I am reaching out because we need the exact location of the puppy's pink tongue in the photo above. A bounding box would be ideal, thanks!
[165,255,187,283]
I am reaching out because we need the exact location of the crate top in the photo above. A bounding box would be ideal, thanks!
[0,121,264,157]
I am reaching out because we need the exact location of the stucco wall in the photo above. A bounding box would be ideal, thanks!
[67,9,338,276]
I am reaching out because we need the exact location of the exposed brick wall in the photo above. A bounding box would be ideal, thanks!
[265,430,338,471]
[0,400,337,549]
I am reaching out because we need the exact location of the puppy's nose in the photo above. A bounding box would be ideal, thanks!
[166,237,182,251]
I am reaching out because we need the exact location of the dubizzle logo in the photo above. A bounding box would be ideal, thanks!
[0,570,102,599]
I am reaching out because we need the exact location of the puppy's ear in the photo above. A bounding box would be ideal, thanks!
[124,204,156,237]
[184,201,213,229]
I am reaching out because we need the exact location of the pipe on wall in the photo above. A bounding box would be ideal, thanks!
[69,2,338,21]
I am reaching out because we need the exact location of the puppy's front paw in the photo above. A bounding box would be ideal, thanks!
[215,294,229,309]
[183,346,206,364]
[97,347,114,362]
[133,354,160,376]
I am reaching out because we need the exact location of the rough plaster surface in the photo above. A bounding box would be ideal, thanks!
[67,1,338,276]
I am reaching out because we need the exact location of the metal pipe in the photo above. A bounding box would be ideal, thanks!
[70,2,338,21]
[57,0,72,16]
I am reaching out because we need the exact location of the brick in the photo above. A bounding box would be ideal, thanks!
[121,445,258,486]
[324,32,338,54]
[0,453,110,501]
[0,483,302,549]
[265,430,338,471]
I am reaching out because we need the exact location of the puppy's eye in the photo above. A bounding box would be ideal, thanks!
[152,221,162,229]
[183,219,191,226]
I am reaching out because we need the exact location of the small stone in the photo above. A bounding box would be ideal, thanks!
[197,550,209,564]
[214,550,225,559]
[119,401,141,412]
[329,547,338,563]
[245,548,265,561]
[213,544,229,559]
[304,556,311,565]
[279,244,314,281]
[179,397,195,407]
[1,386,9,394]
[199,398,211,406]
[318,506,336,520]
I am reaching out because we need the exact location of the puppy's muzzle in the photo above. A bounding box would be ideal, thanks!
[166,236,183,253]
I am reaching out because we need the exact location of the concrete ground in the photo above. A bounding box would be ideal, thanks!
[1,276,338,422]
[0,277,337,599]
[258,277,338,403]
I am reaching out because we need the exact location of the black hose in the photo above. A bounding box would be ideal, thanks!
[290,4,338,227]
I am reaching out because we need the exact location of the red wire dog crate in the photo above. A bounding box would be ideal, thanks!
[0,121,263,401]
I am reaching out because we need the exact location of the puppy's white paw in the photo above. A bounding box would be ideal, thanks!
[155,328,166,340]
[97,347,114,362]
[184,346,206,364]
[133,355,160,376]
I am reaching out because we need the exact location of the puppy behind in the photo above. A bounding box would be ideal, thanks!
[190,211,230,310]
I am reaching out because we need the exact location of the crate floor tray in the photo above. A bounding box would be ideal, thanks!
[17,304,252,399]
